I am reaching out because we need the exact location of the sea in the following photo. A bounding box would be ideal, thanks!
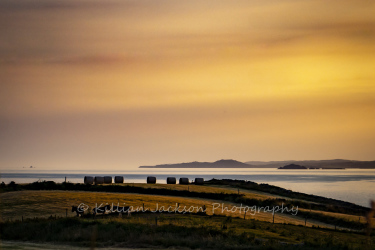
[1,168,374,208]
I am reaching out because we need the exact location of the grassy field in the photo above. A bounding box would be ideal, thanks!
[299,208,369,224]
[0,182,374,249]
[1,213,373,249]
[0,190,323,227]
[123,183,276,200]
[127,183,319,202]
[0,241,144,250]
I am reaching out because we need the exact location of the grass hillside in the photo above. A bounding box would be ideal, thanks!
[0,180,374,249]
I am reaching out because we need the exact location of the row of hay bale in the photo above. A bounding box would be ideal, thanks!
[148,176,204,185]
[84,176,124,185]
[84,176,204,185]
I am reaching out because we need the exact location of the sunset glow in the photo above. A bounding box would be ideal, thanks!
[1,0,374,170]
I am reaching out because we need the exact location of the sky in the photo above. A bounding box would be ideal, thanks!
[1,0,374,170]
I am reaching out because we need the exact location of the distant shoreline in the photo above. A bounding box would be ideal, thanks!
[139,159,375,169]
[139,166,351,169]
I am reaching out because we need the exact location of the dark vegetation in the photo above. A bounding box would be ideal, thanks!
[0,214,373,249]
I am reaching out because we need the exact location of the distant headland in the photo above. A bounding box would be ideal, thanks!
[139,159,250,168]
[278,164,307,169]
[139,159,375,169]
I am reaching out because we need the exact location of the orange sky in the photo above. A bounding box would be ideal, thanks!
[1,0,374,170]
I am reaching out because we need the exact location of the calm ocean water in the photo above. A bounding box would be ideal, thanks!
[1,168,374,207]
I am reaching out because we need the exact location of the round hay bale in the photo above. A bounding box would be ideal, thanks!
[94,176,104,184]
[147,176,156,184]
[104,176,112,184]
[84,176,94,185]
[179,177,189,185]
[114,176,124,183]
[195,178,204,185]
[166,177,176,184]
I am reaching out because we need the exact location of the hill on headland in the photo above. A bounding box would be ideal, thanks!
[278,164,307,169]
[139,159,250,168]
[139,159,375,168]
